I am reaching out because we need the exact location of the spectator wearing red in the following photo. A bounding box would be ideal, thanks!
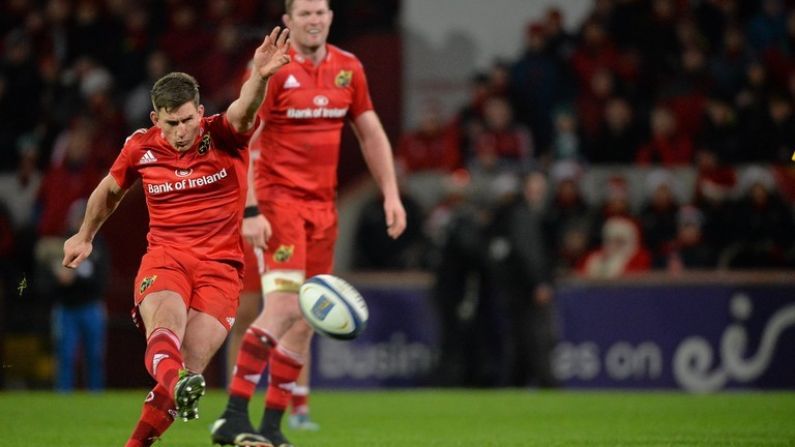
[576,68,615,140]
[661,46,711,138]
[158,4,212,76]
[578,216,652,278]
[37,119,101,237]
[570,19,637,92]
[397,103,460,173]
[197,21,250,112]
[590,175,636,248]
[471,96,533,171]
[636,106,694,165]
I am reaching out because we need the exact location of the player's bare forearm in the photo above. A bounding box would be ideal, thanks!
[63,175,126,268]
[78,175,127,242]
[227,76,270,134]
[227,27,290,134]
[353,111,407,239]
[353,111,400,200]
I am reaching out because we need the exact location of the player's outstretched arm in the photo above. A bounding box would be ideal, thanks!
[352,111,407,240]
[227,26,291,134]
[62,174,128,269]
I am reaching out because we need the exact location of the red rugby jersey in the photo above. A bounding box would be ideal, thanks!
[252,44,374,202]
[109,114,253,267]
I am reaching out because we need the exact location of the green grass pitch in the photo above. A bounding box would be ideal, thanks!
[1,390,793,446]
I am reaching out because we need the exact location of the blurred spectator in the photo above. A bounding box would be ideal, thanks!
[570,19,637,92]
[756,94,795,163]
[589,96,643,163]
[69,0,122,68]
[352,189,426,270]
[639,170,681,265]
[549,106,583,162]
[488,61,511,97]
[697,96,743,164]
[543,8,576,64]
[0,29,42,171]
[693,149,737,254]
[35,200,108,391]
[510,21,571,152]
[455,73,490,158]
[547,162,591,274]
[724,166,795,268]
[470,96,533,172]
[661,46,711,138]
[642,0,681,78]
[0,137,41,231]
[115,8,156,90]
[37,118,102,237]
[431,189,497,386]
[158,4,212,76]
[710,26,754,99]
[594,175,633,235]
[747,0,787,51]
[579,216,652,278]
[397,102,461,173]
[636,106,694,165]
[124,51,171,129]
[695,0,736,50]
[576,68,616,141]
[197,21,250,113]
[665,205,716,272]
[737,61,773,154]
[487,171,556,387]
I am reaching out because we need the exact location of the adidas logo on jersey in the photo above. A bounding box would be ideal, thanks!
[284,74,301,89]
[139,150,157,164]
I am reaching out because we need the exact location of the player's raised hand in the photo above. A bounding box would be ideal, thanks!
[384,196,407,239]
[254,26,291,80]
[63,234,93,269]
[242,214,272,249]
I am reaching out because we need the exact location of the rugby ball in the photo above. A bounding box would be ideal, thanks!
[298,275,368,340]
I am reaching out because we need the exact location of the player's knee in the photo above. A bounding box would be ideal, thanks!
[140,291,187,334]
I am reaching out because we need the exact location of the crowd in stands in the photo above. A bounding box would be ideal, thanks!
[360,0,795,282]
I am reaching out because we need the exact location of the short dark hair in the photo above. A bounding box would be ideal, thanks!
[150,72,200,112]
[285,0,330,14]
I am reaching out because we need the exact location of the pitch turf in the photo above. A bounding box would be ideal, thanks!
[0,390,793,446]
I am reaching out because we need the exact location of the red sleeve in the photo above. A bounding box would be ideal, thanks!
[207,113,259,151]
[349,61,374,119]
[109,130,144,189]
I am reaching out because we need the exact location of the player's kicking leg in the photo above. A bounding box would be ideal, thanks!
[125,290,199,447]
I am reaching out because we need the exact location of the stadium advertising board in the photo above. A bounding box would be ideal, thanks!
[554,283,795,392]
[311,285,440,388]
[310,277,795,391]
